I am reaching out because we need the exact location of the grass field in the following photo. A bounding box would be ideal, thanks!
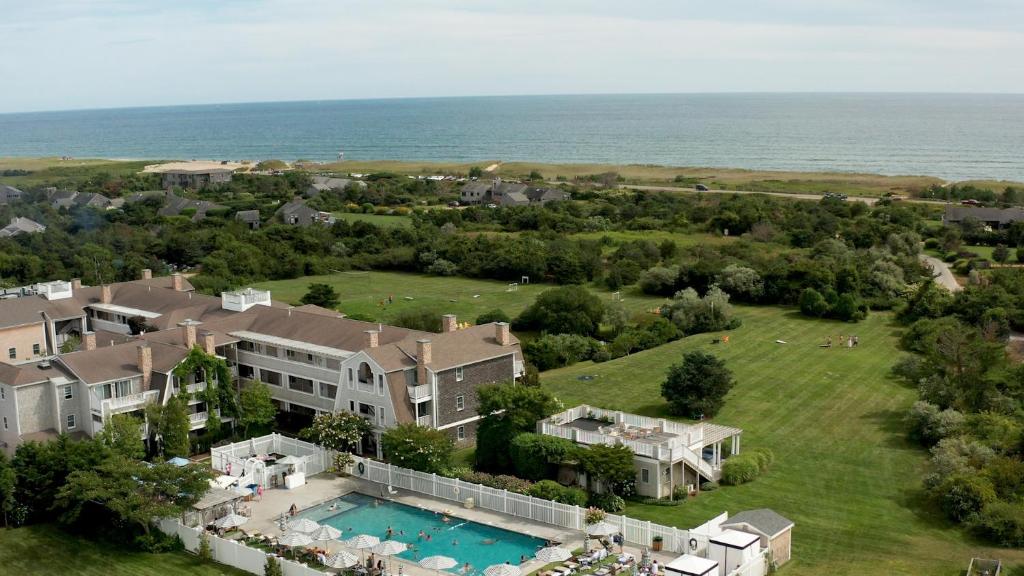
[332,211,412,227]
[0,157,158,187]
[0,524,247,576]
[542,307,1024,576]
[253,271,665,324]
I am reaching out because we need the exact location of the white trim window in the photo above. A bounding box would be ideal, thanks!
[1,386,5,400]
[378,374,385,396]
[63,385,73,400]
[455,366,464,382]
[66,414,76,430]
[2,416,7,430]
[7,347,15,360]
[457,425,465,440]
[377,406,385,426]
[455,395,465,411]
[641,468,650,484]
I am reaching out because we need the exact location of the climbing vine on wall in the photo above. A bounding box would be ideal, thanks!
[172,346,238,435]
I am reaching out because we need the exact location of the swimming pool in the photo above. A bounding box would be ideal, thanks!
[298,493,546,573]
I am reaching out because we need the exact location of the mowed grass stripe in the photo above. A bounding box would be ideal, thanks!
[541,307,1024,575]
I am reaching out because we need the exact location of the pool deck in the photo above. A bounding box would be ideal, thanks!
[241,473,679,575]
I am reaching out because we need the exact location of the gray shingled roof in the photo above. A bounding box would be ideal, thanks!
[721,509,794,538]
[944,205,1024,224]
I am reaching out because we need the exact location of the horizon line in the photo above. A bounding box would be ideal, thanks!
[3,90,1024,116]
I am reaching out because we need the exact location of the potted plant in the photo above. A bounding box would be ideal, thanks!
[652,535,663,551]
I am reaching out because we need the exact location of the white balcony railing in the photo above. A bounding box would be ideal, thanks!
[186,381,207,394]
[416,414,434,427]
[104,390,160,413]
[408,384,432,401]
[189,411,208,423]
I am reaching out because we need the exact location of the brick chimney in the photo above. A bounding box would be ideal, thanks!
[137,344,152,389]
[171,272,184,291]
[441,314,457,333]
[71,278,82,291]
[364,330,379,349]
[178,319,198,349]
[100,284,112,304]
[495,322,510,346]
[82,331,96,351]
[200,331,216,355]
[141,268,152,280]
[416,339,432,385]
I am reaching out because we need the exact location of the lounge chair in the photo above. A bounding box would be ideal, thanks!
[387,485,398,495]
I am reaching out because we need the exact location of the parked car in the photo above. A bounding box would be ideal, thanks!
[695,184,709,191]
[823,192,848,200]
[960,199,981,206]
[486,203,498,209]
[447,200,460,207]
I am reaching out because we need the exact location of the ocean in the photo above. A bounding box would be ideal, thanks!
[1,93,1023,181]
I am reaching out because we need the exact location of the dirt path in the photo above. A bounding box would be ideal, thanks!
[484,162,501,172]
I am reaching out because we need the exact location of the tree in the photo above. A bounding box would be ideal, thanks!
[661,351,735,418]
[832,292,866,321]
[0,452,15,527]
[381,423,453,474]
[475,309,511,325]
[12,435,110,523]
[394,308,443,332]
[509,433,578,481]
[265,555,284,576]
[56,455,213,536]
[578,443,635,495]
[476,384,560,472]
[238,380,277,437]
[661,286,739,335]
[993,244,1010,264]
[127,315,158,335]
[147,394,191,458]
[514,285,604,337]
[99,413,145,460]
[799,287,829,317]
[523,333,597,371]
[468,166,483,178]
[716,265,764,301]
[602,300,630,336]
[300,283,340,309]
[300,411,372,452]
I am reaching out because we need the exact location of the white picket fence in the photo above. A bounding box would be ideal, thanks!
[158,518,323,576]
[211,433,334,481]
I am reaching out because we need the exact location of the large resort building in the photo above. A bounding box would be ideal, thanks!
[539,405,742,498]
[0,273,523,456]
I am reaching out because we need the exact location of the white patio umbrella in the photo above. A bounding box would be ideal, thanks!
[484,563,522,576]
[535,546,572,564]
[324,550,359,571]
[213,513,249,531]
[279,531,314,549]
[372,540,408,574]
[287,517,321,533]
[585,521,619,537]
[310,524,343,545]
[420,555,458,573]
[347,534,381,563]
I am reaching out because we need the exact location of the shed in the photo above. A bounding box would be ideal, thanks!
[708,529,760,576]
[665,554,719,576]
[720,508,794,567]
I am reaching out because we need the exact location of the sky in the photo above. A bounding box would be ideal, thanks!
[1,0,1023,113]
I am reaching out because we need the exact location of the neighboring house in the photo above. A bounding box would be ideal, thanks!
[235,210,262,230]
[277,200,336,226]
[305,175,366,198]
[145,161,238,189]
[720,509,794,568]
[48,189,80,209]
[0,185,24,204]
[157,193,227,222]
[74,192,113,209]
[943,205,1024,229]
[0,278,524,456]
[460,178,570,207]
[538,404,742,498]
[0,217,46,238]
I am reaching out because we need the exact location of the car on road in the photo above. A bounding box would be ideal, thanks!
[960,199,981,206]
[447,200,460,207]
[695,184,709,191]
[823,192,848,200]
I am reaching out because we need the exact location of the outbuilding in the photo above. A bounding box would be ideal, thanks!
[720,508,795,568]
[665,554,719,576]
[708,529,761,576]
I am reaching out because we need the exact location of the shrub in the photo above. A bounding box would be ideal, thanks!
[523,333,598,371]
[799,288,829,317]
[935,473,997,522]
[198,532,212,562]
[721,454,761,485]
[661,350,735,418]
[588,492,626,513]
[510,433,578,481]
[672,485,690,500]
[527,480,588,506]
[748,448,775,472]
[700,481,719,491]
[907,401,964,446]
[265,555,284,576]
[475,309,511,325]
[970,502,1024,547]
[584,507,607,525]
[454,470,534,495]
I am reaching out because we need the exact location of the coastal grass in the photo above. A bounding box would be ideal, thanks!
[0,157,157,187]
[332,211,412,228]
[541,307,1024,576]
[0,524,249,576]
[252,271,665,324]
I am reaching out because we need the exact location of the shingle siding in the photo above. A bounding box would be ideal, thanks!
[434,354,514,430]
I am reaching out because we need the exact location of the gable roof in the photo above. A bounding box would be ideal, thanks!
[0,185,24,202]
[0,361,55,387]
[721,509,794,538]
[944,205,1024,224]
[365,323,520,372]
[235,210,261,223]
[75,192,112,208]
[0,217,46,237]
[158,194,226,221]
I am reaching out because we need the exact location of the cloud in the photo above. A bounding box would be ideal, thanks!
[0,0,1022,112]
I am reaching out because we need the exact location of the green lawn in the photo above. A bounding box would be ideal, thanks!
[254,271,665,324]
[0,524,248,576]
[332,212,412,228]
[542,307,1024,576]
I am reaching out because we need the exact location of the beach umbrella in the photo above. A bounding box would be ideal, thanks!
[372,540,408,574]
[484,564,522,576]
[287,517,321,533]
[279,531,314,549]
[420,555,458,573]
[213,513,249,530]
[535,547,571,564]
[324,550,359,571]
[585,521,619,537]
[310,524,343,544]
[347,534,381,562]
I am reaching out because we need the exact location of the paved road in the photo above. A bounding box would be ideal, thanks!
[919,255,962,292]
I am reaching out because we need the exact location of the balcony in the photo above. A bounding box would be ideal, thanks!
[188,409,220,430]
[408,384,432,401]
[186,381,207,394]
[103,390,160,414]
[416,414,434,427]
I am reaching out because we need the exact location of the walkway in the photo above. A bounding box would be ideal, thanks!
[919,254,962,292]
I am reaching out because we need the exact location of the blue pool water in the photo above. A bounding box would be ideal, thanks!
[298,493,545,573]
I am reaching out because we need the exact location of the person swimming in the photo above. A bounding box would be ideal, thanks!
[386,526,394,538]
[460,563,472,574]
[452,539,458,546]
[481,538,497,545]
